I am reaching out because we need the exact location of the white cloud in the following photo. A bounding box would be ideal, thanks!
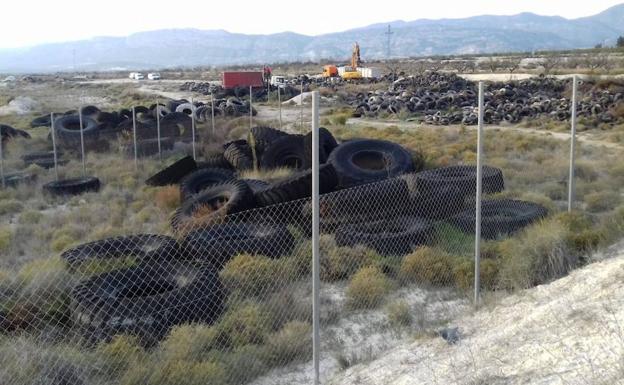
[0,0,622,48]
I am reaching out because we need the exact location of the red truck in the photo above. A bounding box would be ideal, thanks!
[222,71,265,89]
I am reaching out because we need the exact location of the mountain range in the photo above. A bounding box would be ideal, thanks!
[1,4,624,73]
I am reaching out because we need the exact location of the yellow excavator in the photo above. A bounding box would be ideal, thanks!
[341,42,363,80]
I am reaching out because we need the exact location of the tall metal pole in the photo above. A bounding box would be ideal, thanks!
[568,75,578,213]
[278,87,283,130]
[474,82,484,308]
[311,91,321,385]
[0,124,5,189]
[249,85,253,130]
[50,113,59,181]
[156,101,162,161]
[210,90,216,135]
[300,81,304,129]
[132,107,138,170]
[190,98,196,161]
[78,106,86,177]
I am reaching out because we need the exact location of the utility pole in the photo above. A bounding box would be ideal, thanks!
[385,25,394,60]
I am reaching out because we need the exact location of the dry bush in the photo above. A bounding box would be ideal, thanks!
[399,246,455,286]
[154,186,180,211]
[215,301,272,348]
[264,320,312,365]
[220,254,283,296]
[346,266,391,309]
[319,235,378,282]
[385,300,412,328]
[453,259,500,292]
[584,191,621,213]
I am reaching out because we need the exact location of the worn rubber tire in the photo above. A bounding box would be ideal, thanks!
[255,163,338,207]
[30,114,52,128]
[415,165,504,196]
[451,199,548,239]
[242,179,269,194]
[171,180,254,232]
[61,234,179,271]
[182,223,295,267]
[1,172,36,188]
[328,139,414,188]
[248,126,289,156]
[224,141,253,171]
[179,168,235,202]
[43,176,101,196]
[198,153,235,170]
[303,127,338,168]
[335,216,434,256]
[54,115,100,146]
[71,264,224,345]
[260,134,306,170]
[145,156,198,186]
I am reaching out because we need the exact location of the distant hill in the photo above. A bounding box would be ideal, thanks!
[1,4,624,73]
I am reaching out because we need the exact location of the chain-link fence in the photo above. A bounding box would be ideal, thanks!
[1,81,623,385]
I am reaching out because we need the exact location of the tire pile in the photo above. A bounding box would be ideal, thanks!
[352,72,623,125]
[52,125,548,345]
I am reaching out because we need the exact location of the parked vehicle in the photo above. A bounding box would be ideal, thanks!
[148,73,161,80]
[222,71,264,89]
[270,75,286,88]
[128,72,145,80]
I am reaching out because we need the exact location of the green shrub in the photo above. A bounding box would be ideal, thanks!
[399,247,455,286]
[0,226,11,251]
[319,235,377,281]
[385,300,412,328]
[159,323,218,362]
[94,335,145,375]
[220,345,268,384]
[453,258,499,292]
[122,360,227,385]
[18,210,43,224]
[216,302,272,348]
[0,199,23,215]
[220,254,283,296]
[497,218,576,289]
[584,191,621,213]
[346,266,390,309]
[264,321,312,366]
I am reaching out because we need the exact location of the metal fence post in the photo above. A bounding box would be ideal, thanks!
[78,106,86,177]
[568,75,578,212]
[210,91,216,135]
[156,101,162,161]
[278,86,283,130]
[0,124,5,188]
[474,82,485,307]
[300,81,304,129]
[132,106,138,170]
[249,85,253,130]
[50,113,59,181]
[190,98,196,161]
[311,91,321,385]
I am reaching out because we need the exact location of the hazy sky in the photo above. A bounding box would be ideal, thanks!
[0,0,622,49]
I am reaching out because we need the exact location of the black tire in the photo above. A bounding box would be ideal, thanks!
[328,139,414,188]
[415,165,504,196]
[123,137,175,158]
[61,234,179,271]
[248,126,289,156]
[182,223,295,267]
[198,153,235,170]
[171,180,254,232]
[54,115,100,146]
[145,156,198,186]
[411,186,467,220]
[160,112,190,138]
[260,134,306,170]
[451,199,548,239]
[242,179,269,194]
[335,216,434,256]
[30,114,52,128]
[31,157,69,169]
[21,151,63,163]
[71,264,224,345]
[255,163,338,207]
[224,141,253,171]
[80,105,100,117]
[2,172,36,188]
[179,168,235,202]
[303,127,338,168]
[43,177,101,196]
